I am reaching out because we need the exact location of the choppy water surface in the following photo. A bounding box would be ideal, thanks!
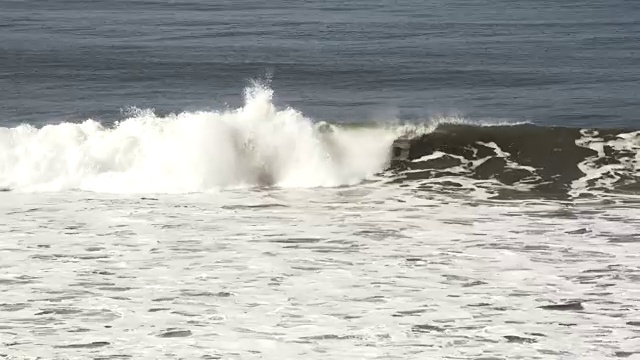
[2,187,640,359]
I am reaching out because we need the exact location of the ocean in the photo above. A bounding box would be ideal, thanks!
[1,0,639,359]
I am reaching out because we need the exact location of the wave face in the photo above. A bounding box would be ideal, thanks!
[390,124,640,199]
[0,85,398,193]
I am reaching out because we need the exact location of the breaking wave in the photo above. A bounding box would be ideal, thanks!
[3,83,637,198]
[0,84,402,193]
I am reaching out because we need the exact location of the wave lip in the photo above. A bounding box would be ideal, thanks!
[0,85,397,193]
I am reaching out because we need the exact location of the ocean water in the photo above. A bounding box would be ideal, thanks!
[1,1,640,359]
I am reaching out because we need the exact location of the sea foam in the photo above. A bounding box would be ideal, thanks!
[0,84,397,193]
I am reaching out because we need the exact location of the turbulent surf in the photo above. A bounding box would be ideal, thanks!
[0,85,397,193]
[1,85,638,198]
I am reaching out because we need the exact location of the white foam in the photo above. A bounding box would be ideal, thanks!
[0,84,399,193]
[571,129,640,197]
[0,83,530,194]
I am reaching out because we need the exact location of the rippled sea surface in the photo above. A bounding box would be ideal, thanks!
[2,187,640,359]
[2,0,640,126]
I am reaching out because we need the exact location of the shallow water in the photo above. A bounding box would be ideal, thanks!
[2,187,640,359]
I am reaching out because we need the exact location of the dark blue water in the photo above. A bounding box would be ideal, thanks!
[2,0,639,127]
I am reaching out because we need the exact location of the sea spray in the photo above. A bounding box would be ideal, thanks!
[0,84,397,193]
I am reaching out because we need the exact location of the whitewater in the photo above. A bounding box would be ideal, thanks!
[2,180,640,359]
[0,85,402,193]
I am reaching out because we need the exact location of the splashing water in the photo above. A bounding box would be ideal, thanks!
[0,85,399,193]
